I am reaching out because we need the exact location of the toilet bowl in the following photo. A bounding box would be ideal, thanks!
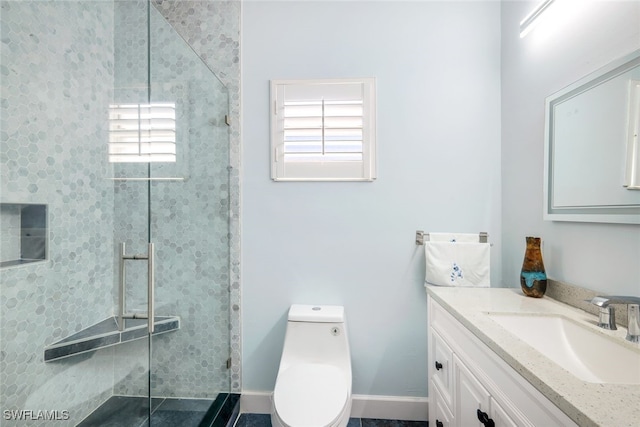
[271,305,352,427]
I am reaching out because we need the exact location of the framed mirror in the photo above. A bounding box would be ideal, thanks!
[544,49,640,224]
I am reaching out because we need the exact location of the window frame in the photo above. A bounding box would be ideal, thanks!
[270,78,377,182]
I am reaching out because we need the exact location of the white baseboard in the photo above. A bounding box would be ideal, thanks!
[240,391,428,421]
[350,394,428,421]
[240,391,272,415]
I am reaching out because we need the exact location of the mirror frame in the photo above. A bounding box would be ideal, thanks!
[543,49,640,224]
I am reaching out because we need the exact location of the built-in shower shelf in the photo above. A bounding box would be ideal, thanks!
[44,316,180,362]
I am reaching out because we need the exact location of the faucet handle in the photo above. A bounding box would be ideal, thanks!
[627,304,640,343]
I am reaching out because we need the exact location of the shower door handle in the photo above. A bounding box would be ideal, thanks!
[147,243,154,334]
[118,242,155,334]
[118,243,126,332]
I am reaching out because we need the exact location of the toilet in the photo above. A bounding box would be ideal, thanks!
[271,304,352,427]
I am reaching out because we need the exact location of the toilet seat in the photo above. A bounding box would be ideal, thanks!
[273,363,349,427]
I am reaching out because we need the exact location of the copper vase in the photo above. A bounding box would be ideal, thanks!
[520,236,547,298]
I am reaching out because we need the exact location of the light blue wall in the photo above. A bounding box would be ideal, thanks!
[241,1,501,395]
[501,1,640,296]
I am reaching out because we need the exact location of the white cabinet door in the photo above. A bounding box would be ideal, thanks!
[431,329,454,408]
[432,381,455,427]
[454,354,491,427]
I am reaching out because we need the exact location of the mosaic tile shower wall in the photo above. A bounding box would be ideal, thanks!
[1,0,241,424]
[0,1,117,424]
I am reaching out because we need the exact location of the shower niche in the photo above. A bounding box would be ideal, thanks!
[0,203,47,268]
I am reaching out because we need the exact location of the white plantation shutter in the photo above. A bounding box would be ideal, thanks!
[108,103,176,163]
[271,78,376,181]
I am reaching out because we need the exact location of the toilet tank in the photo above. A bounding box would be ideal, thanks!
[288,305,345,323]
[280,305,351,371]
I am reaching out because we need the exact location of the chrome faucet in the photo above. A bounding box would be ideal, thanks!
[589,296,640,343]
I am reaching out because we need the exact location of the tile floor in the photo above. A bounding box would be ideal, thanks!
[76,397,427,427]
[77,396,219,427]
[234,413,428,427]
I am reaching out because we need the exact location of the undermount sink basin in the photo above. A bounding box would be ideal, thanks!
[487,312,640,384]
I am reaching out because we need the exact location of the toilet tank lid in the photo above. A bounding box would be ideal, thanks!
[288,305,345,323]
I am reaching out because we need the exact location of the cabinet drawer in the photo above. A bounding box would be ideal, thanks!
[431,329,454,407]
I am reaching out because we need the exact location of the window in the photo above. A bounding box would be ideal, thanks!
[108,103,176,163]
[270,78,377,181]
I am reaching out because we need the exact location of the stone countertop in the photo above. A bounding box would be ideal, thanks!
[425,285,640,427]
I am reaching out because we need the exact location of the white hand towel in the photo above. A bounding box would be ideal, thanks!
[428,232,479,243]
[425,241,490,287]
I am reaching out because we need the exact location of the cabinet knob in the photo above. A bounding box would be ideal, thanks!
[435,361,443,370]
[477,409,495,427]
[436,420,444,427]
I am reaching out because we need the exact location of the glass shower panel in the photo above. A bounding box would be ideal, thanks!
[146,3,231,406]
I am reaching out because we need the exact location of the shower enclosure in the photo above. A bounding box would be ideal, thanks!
[0,0,233,425]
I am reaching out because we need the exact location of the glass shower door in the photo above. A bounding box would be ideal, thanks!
[146,2,232,415]
[111,1,232,423]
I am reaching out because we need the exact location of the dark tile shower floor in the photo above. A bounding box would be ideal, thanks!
[77,394,236,427]
[234,413,428,427]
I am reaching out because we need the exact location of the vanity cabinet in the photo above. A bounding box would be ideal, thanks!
[427,295,578,427]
